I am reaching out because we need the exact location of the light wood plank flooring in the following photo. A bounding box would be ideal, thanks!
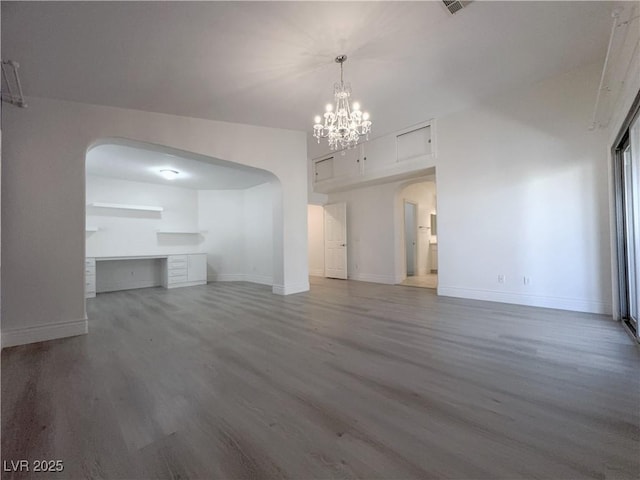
[2,278,639,479]
[401,274,438,289]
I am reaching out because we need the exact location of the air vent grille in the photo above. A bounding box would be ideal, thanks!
[1,60,27,107]
[443,0,472,15]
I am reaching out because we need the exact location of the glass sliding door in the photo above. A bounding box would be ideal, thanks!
[627,114,640,329]
[614,95,640,339]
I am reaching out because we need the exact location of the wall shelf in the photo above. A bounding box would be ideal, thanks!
[88,202,163,212]
[156,230,207,235]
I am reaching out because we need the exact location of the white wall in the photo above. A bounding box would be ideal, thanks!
[197,183,274,285]
[243,182,274,285]
[328,182,399,284]
[307,204,325,276]
[325,62,612,314]
[87,175,204,293]
[198,189,244,280]
[436,62,610,314]
[86,175,202,257]
[1,97,308,347]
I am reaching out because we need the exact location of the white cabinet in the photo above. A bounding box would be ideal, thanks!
[312,145,363,188]
[85,258,96,298]
[396,123,432,162]
[187,254,208,282]
[312,120,435,194]
[86,254,208,297]
[165,254,207,289]
[362,134,395,173]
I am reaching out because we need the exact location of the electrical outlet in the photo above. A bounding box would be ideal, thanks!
[498,274,505,284]
[524,276,531,285]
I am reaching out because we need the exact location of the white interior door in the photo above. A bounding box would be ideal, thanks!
[324,202,347,279]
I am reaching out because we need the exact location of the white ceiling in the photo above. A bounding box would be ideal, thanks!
[86,143,274,190]
[1,1,619,154]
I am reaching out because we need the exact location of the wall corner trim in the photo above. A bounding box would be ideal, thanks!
[1,318,89,349]
[272,281,310,296]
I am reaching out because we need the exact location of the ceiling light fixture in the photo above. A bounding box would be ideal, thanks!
[313,55,372,151]
[159,169,179,180]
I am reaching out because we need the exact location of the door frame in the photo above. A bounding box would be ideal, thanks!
[323,202,348,280]
[611,89,640,341]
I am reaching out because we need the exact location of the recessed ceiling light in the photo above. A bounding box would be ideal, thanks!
[159,169,179,180]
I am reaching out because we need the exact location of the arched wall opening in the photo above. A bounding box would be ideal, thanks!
[1,97,309,348]
[85,137,283,297]
[393,171,438,287]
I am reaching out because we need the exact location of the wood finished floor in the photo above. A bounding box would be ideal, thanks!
[2,278,639,480]
[400,274,438,289]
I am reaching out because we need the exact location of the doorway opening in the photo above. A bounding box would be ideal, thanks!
[398,178,437,289]
[84,138,281,300]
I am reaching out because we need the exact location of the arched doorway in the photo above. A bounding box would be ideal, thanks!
[395,174,438,289]
[85,138,282,298]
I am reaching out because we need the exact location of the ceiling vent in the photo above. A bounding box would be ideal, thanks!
[442,0,472,15]
[1,60,27,108]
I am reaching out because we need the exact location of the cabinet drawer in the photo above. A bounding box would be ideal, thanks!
[85,277,96,290]
[168,255,187,264]
[85,258,96,268]
[168,275,188,284]
[168,268,187,277]
[85,265,96,275]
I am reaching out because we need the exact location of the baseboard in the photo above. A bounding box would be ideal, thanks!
[245,274,273,286]
[98,279,159,293]
[166,280,207,289]
[309,269,325,277]
[210,273,272,286]
[437,286,613,315]
[349,272,396,285]
[1,318,88,349]
[273,281,310,295]
[210,273,245,282]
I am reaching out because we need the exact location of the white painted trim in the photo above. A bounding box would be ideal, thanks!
[244,274,273,286]
[88,202,163,212]
[273,281,310,295]
[211,273,246,282]
[309,269,325,277]
[437,286,613,315]
[156,230,207,234]
[1,318,88,349]
[209,273,273,286]
[166,280,207,289]
[349,272,396,285]
[98,279,160,292]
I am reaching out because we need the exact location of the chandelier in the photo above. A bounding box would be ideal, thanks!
[313,55,372,150]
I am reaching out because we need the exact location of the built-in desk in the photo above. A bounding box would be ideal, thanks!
[85,253,207,298]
